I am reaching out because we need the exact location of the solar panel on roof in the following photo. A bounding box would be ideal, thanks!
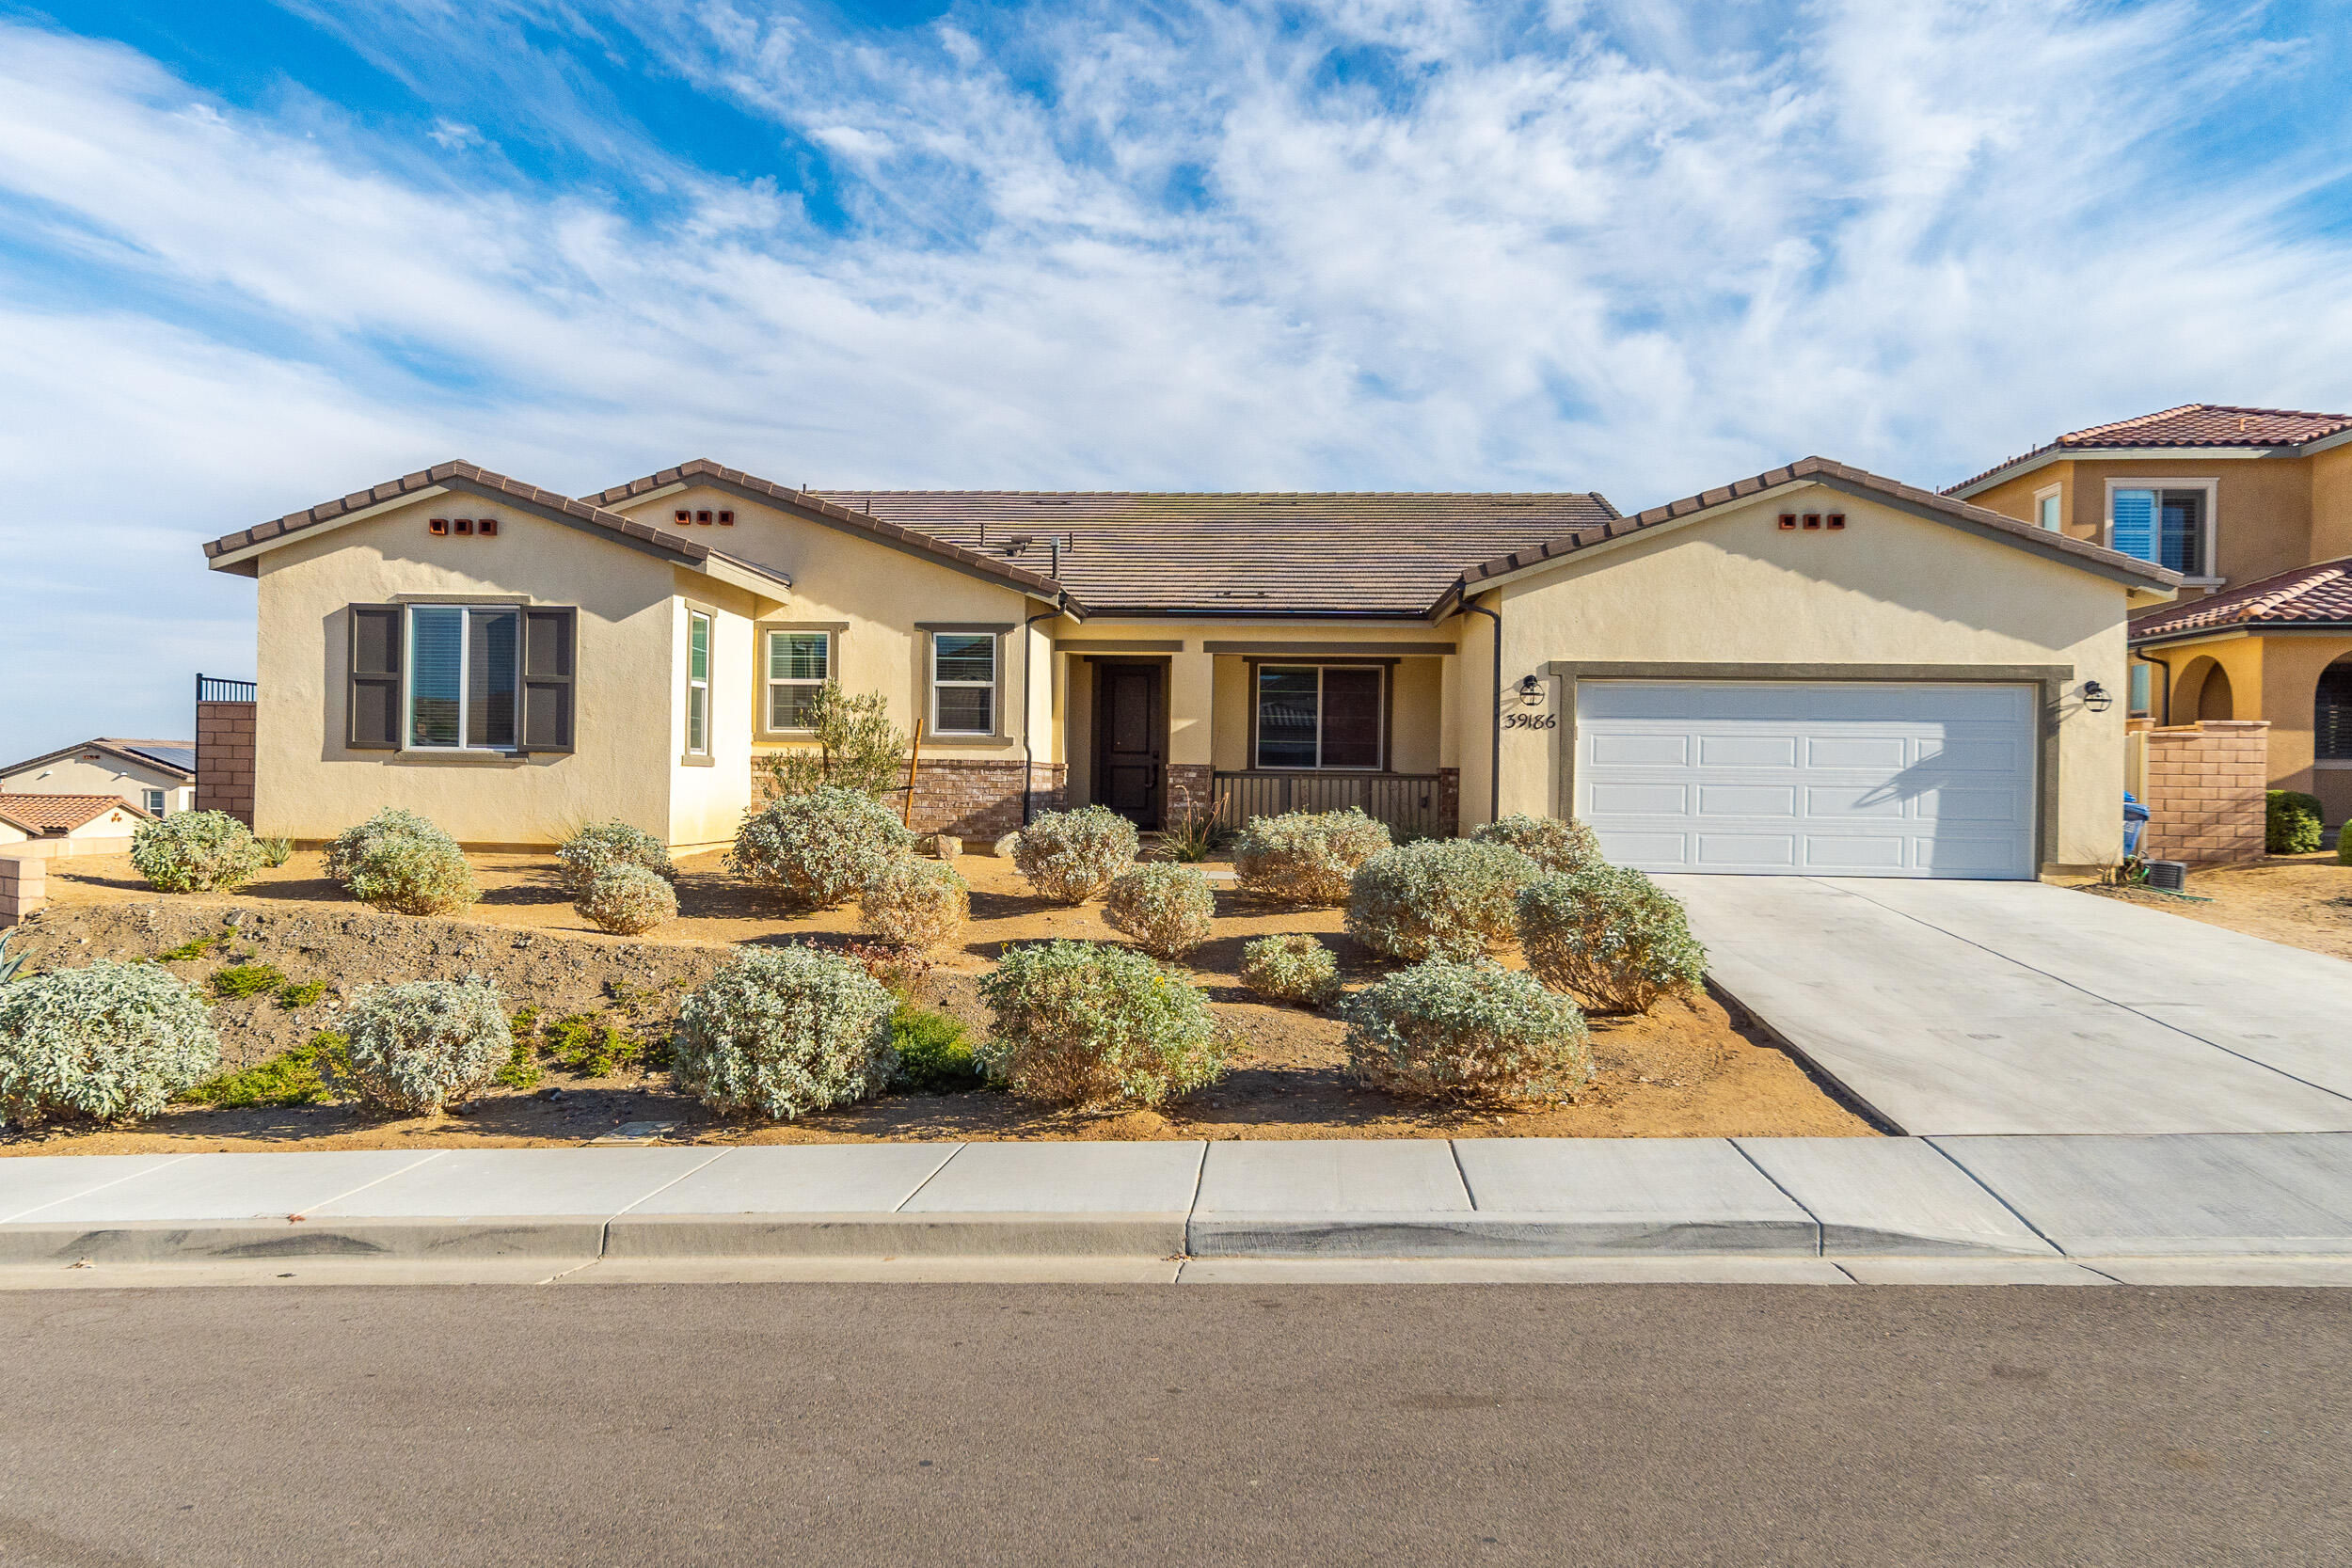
[122,745,196,772]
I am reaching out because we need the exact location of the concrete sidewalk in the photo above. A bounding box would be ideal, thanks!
[1667,875,2352,1136]
[3,1134,2350,1285]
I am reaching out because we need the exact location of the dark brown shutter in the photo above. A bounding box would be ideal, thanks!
[520,607,577,753]
[347,604,403,750]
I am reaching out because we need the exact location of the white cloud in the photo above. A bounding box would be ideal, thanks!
[0,1,2346,756]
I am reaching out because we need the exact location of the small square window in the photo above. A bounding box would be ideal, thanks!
[454,518,474,535]
[674,510,691,526]
[696,510,713,525]
[718,511,734,525]
[429,518,450,536]
[479,517,499,537]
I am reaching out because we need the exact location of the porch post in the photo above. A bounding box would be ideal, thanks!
[1168,647,1216,825]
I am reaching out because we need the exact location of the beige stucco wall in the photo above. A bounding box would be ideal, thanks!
[1971,455,2318,599]
[1485,485,2138,867]
[609,486,1050,766]
[2310,443,2352,563]
[669,580,761,851]
[0,753,191,814]
[248,495,693,847]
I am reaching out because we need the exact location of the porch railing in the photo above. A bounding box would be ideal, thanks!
[1211,770,1446,839]
[197,673,257,704]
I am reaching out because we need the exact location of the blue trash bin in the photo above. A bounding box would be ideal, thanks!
[2122,791,2151,858]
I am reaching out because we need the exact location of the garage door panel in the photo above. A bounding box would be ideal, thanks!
[1696,735,1797,768]
[1696,785,1795,816]
[1576,681,2035,880]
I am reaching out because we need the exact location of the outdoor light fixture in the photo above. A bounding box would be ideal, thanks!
[1515,674,1543,705]
[2082,679,2113,713]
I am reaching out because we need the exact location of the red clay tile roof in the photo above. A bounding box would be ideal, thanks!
[0,738,196,782]
[2130,557,2352,642]
[585,462,1073,603]
[202,461,791,593]
[1947,404,2352,494]
[807,489,1620,616]
[0,794,150,835]
[1445,454,2180,604]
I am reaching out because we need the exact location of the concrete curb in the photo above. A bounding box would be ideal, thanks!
[1184,1212,1821,1259]
[604,1212,1188,1259]
[0,1216,606,1266]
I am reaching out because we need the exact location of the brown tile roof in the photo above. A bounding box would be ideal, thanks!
[585,461,1072,603]
[1445,454,2181,606]
[1947,404,2352,494]
[201,461,790,593]
[2130,557,2352,641]
[808,488,1619,615]
[0,794,151,835]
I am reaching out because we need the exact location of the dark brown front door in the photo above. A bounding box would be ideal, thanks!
[1094,663,1164,829]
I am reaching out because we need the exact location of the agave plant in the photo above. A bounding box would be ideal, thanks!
[0,928,24,987]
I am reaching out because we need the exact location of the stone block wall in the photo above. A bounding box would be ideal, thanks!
[0,854,43,927]
[1437,768,1461,837]
[196,699,257,825]
[1166,764,1215,829]
[2139,719,2269,865]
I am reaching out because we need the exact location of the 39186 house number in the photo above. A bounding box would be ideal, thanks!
[1503,713,1557,730]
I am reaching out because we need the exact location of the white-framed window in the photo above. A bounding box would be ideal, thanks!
[766,630,831,731]
[1254,664,1384,770]
[930,632,998,736]
[2106,480,2217,578]
[685,610,711,757]
[141,788,167,816]
[405,604,520,751]
[2034,483,2062,531]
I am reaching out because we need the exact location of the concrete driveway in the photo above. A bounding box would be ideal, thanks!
[1664,876,2352,1136]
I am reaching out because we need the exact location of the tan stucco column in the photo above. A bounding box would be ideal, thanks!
[1168,649,1215,767]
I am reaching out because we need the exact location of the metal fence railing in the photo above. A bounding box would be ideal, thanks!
[197,673,257,704]
[1212,771,1446,838]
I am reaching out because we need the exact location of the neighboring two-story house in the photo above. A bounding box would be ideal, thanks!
[0,738,195,818]
[1948,404,2352,822]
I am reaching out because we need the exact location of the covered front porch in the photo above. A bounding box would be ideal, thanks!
[1051,636,1466,838]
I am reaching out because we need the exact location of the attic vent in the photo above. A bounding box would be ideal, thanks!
[1257,499,1301,507]
[1491,499,1536,507]
[1030,499,1073,506]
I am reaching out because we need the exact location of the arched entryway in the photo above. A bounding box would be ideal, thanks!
[2317,656,2352,761]
[2178,655,2233,722]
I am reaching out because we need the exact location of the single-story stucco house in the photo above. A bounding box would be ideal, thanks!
[199,455,2178,879]
[0,793,153,852]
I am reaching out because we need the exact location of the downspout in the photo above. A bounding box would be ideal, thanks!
[1019,602,1062,825]
[2137,649,2172,727]
[1458,594,1503,826]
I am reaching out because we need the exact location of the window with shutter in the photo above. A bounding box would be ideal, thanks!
[520,607,577,752]
[346,604,404,749]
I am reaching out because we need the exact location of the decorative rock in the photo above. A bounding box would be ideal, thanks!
[923,833,963,860]
[988,832,1023,858]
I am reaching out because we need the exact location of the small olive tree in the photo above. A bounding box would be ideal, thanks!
[755,682,909,802]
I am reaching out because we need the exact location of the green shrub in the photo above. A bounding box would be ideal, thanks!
[576,863,677,936]
[753,683,909,801]
[729,785,914,909]
[208,961,287,1001]
[1472,815,1605,877]
[156,927,234,963]
[1232,809,1391,906]
[1012,806,1139,904]
[859,857,969,950]
[2267,790,2326,855]
[673,946,898,1119]
[1104,862,1216,960]
[1518,866,1708,1015]
[276,979,327,1010]
[1343,958,1590,1106]
[338,978,510,1115]
[181,1031,350,1109]
[1345,839,1541,962]
[890,1005,987,1092]
[977,941,1228,1108]
[556,820,676,895]
[0,960,220,1127]
[496,1009,544,1089]
[129,811,266,894]
[324,808,450,882]
[1239,933,1342,1007]
[257,836,295,868]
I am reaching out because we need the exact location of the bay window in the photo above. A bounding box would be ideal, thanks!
[1255,664,1383,770]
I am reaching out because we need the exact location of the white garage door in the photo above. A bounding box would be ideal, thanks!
[1575,681,2037,879]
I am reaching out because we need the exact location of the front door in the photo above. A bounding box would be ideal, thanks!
[1095,663,1164,829]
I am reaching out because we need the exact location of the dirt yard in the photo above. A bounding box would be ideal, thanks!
[2071,852,2352,963]
[5,847,1875,1150]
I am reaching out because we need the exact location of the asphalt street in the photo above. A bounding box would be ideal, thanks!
[2,1283,2345,1566]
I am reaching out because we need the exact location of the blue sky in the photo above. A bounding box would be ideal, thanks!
[2,0,2350,760]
